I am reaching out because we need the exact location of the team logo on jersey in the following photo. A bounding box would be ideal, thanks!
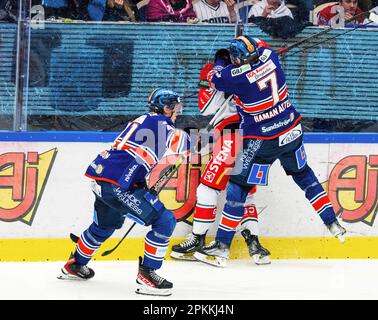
[231,64,251,77]
[95,164,104,175]
[246,60,276,84]
[322,155,378,226]
[204,171,216,183]
[0,149,57,225]
[295,145,307,170]
[259,49,272,63]
[279,123,302,146]
[247,163,270,185]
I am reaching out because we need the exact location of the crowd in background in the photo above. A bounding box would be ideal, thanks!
[1,0,378,38]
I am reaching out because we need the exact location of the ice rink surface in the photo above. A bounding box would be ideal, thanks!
[0,259,377,300]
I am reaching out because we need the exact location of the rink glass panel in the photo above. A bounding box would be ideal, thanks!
[2,22,378,131]
[0,23,16,131]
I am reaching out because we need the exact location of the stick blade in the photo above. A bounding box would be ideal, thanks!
[101,250,113,257]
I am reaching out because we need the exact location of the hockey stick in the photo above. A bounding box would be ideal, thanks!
[194,95,234,153]
[286,19,377,56]
[276,10,373,55]
[100,222,136,256]
[100,153,188,256]
[69,152,188,256]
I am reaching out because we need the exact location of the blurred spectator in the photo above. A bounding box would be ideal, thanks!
[249,0,293,18]
[146,0,197,22]
[43,0,108,21]
[103,0,140,21]
[0,0,17,22]
[286,0,313,22]
[236,0,259,23]
[317,0,367,25]
[248,0,308,38]
[193,0,237,23]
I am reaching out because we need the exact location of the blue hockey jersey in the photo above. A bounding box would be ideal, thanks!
[208,46,301,139]
[85,113,190,189]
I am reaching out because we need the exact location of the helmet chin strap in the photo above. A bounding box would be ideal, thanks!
[163,106,176,121]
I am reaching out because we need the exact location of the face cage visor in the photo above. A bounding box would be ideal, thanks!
[162,97,183,115]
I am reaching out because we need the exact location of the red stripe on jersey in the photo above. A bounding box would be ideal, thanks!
[214,114,240,132]
[122,144,156,168]
[84,174,121,187]
[198,88,214,113]
[236,86,288,114]
[169,130,183,153]
[256,39,270,48]
[312,195,331,212]
[77,239,95,256]
[207,69,218,89]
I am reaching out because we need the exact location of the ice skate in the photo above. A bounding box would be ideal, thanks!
[57,255,95,280]
[327,220,347,243]
[193,240,230,267]
[241,229,271,265]
[135,257,173,296]
[170,233,206,261]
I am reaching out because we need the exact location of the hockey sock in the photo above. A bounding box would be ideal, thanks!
[74,223,114,265]
[192,204,217,235]
[240,205,259,236]
[307,186,337,225]
[216,181,249,246]
[292,166,337,225]
[143,230,169,270]
[216,204,245,246]
[143,209,176,269]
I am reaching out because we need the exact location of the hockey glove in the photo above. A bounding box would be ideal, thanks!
[214,48,231,66]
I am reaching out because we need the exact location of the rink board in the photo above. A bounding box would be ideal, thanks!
[1,132,378,261]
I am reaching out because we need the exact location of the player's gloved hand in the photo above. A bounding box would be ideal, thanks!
[214,48,231,66]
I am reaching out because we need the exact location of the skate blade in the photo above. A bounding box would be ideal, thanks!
[337,234,346,243]
[252,254,271,265]
[170,251,196,261]
[193,251,227,268]
[135,283,172,297]
[57,269,88,281]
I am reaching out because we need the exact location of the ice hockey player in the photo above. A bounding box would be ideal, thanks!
[194,35,347,267]
[171,47,271,266]
[58,88,190,296]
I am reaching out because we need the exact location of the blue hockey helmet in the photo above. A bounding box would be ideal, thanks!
[148,88,182,114]
[229,36,259,65]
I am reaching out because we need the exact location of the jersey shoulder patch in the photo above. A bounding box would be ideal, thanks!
[259,49,272,63]
[231,64,252,77]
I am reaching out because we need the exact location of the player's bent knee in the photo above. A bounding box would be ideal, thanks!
[153,209,177,238]
[88,222,114,242]
[196,183,219,206]
[94,207,126,230]
[226,181,250,207]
